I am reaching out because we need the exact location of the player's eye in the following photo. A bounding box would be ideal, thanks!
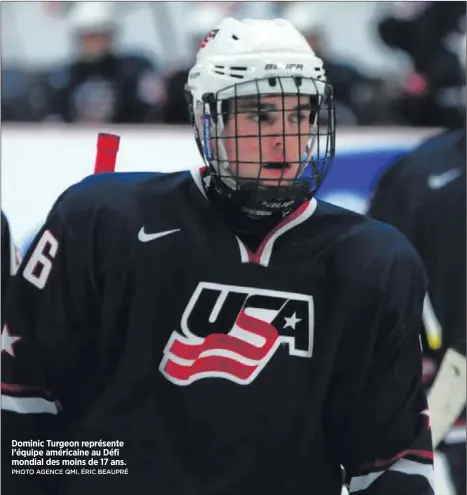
[290,113,307,124]
[250,112,274,124]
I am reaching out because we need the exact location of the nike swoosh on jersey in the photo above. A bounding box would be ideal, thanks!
[138,228,180,242]
[427,169,462,189]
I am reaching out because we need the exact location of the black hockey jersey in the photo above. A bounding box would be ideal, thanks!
[1,211,19,324]
[368,130,466,443]
[46,53,164,123]
[1,211,12,304]
[2,169,434,495]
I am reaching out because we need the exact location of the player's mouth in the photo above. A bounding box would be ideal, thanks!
[262,161,292,170]
[261,162,296,178]
[259,162,296,183]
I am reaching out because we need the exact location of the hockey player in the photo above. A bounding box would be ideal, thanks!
[2,18,434,495]
[368,129,466,495]
[45,3,165,123]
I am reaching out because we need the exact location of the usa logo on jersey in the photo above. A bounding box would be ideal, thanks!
[160,282,314,385]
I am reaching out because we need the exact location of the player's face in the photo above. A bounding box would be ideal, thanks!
[79,32,114,59]
[220,95,312,186]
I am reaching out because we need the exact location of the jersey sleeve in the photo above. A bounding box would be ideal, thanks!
[335,247,435,494]
[1,190,102,494]
[1,211,20,312]
[367,157,418,241]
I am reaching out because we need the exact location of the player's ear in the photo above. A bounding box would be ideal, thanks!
[221,99,231,127]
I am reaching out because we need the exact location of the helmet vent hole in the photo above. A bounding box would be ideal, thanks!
[294,77,302,87]
[232,34,239,40]
[213,65,226,76]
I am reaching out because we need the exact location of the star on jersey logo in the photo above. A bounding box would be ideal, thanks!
[284,312,302,330]
[1,324,21,357]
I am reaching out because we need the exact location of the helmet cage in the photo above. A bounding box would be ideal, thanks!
[187,75,336,213]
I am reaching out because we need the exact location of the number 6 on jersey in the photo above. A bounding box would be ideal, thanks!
[22,230,59,289]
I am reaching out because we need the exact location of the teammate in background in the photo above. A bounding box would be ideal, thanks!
[1,211,20,325]
[368,129,466,495]
[2,18,433,495]
[45,2,165,124]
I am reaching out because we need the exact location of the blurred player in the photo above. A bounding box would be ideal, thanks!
[378,2,466,128]
[2,18,434,495]
[45,2,165,123]
[368,129,466,495]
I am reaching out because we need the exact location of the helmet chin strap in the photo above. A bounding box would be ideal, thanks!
[205,167,313,219]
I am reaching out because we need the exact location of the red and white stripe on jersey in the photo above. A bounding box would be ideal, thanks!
[190,166,318,267]
[349,457,435,493]
[1,382,59,415]
[349,408,434,492]
[236,199,317,266]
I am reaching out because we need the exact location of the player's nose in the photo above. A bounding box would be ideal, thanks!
[268,127,298,162]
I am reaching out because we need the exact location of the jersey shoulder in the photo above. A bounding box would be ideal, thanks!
[1,210,11,251]
[370,130,465,216]
[53,170,193,226]
[377,130,465,185]
[314,200,426,290]
[1,210,9,235]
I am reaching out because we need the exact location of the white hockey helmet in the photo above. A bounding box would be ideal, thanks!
[185,17,335,212]
[68,2,117,35]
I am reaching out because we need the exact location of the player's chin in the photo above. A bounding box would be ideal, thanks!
[258,163,300,186]
[258,177,296,187]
